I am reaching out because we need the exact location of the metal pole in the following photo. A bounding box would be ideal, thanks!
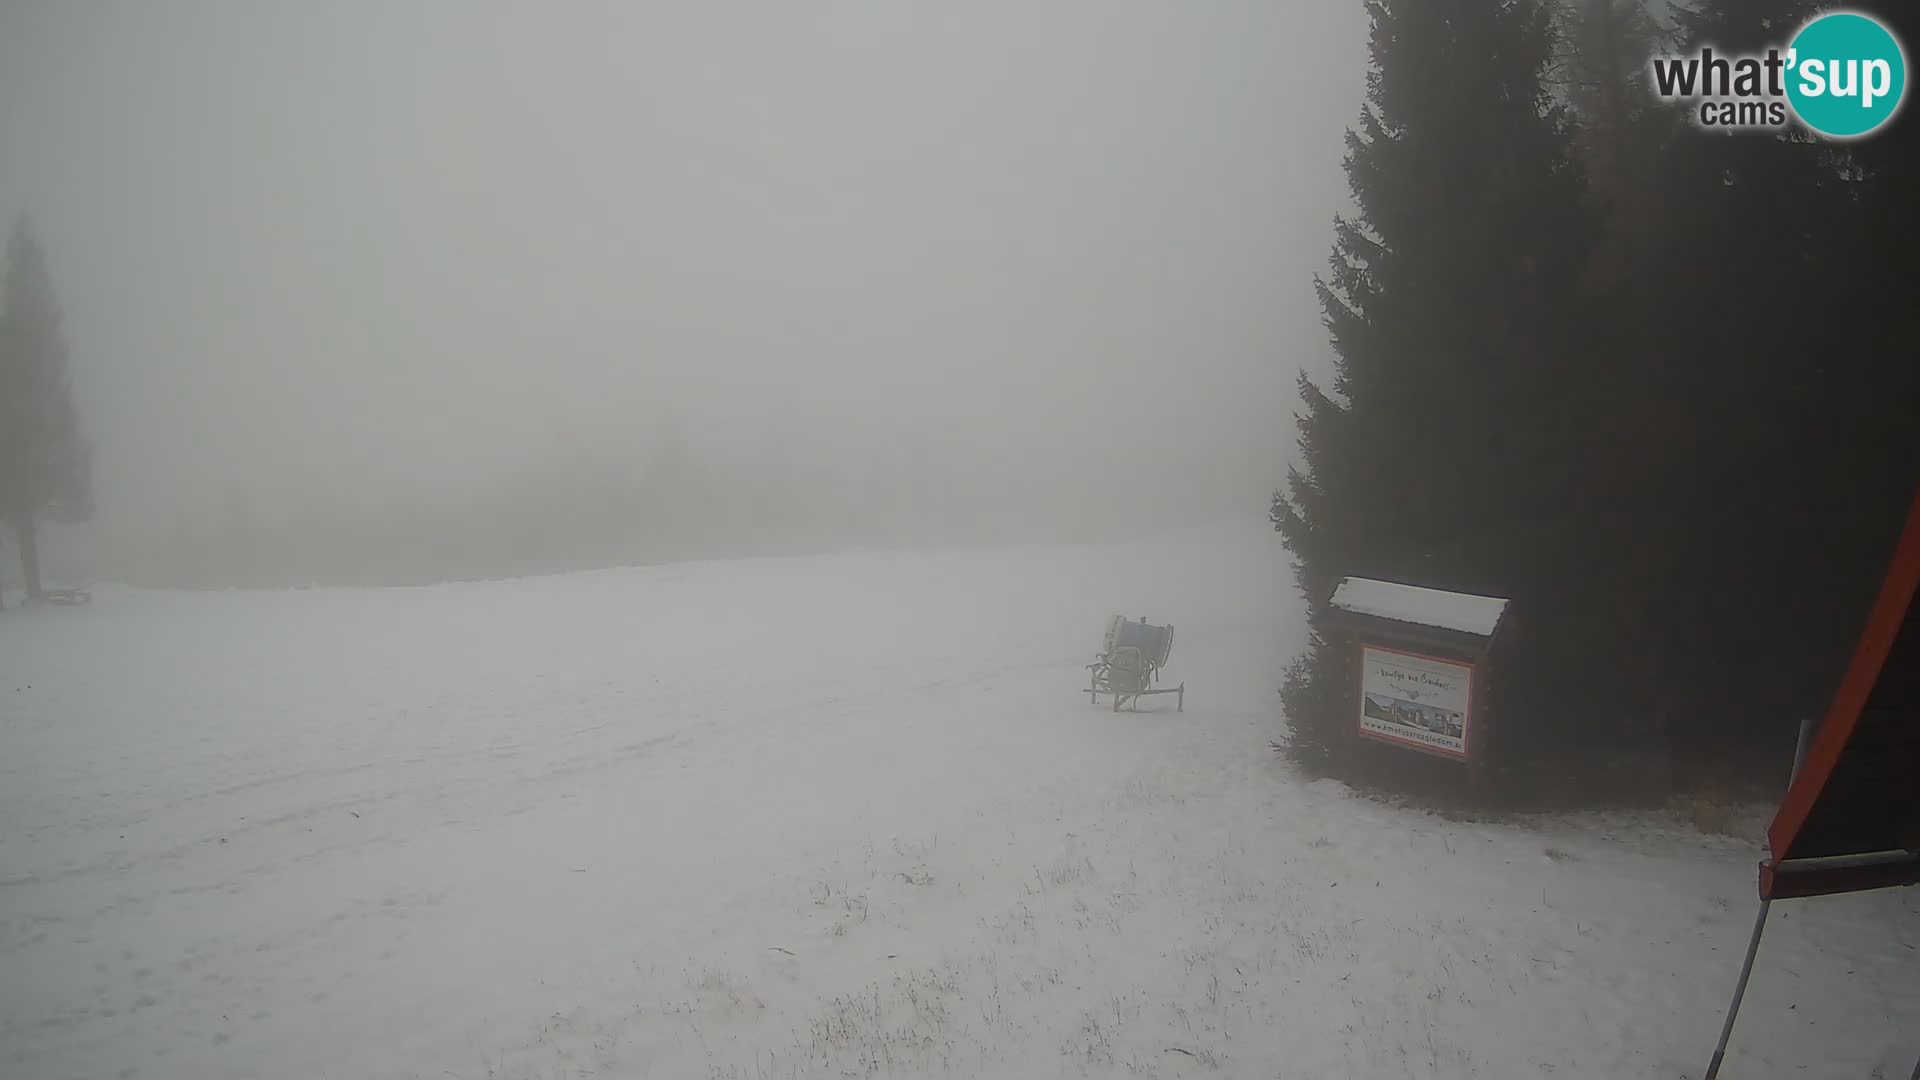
[1788,713,1818,783]
[1702,714,1820,1079]
[1702,900,1771,1079]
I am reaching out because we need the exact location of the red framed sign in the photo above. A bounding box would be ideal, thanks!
[1354,643,1478,761]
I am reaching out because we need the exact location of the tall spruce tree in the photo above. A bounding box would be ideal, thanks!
[1839,1,1920,544]
[0,217,92,602]
[1551,0,1678,299]
[1274,0,1602,770]
[1651,0,1920,765]
[1522,0,1920,782]
[1553,0,1665,197]
[1539,0,1695,767]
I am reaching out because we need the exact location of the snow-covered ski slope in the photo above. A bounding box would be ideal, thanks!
[2,524,1915,1079]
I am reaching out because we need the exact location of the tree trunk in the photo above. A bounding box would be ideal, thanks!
[12,516,43,601]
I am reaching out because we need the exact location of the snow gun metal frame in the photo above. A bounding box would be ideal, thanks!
[1087,615,1184,712]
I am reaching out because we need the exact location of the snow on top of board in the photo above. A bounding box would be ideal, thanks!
[1329,576,1509,637]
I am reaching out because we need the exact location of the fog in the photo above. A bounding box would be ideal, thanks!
[0,2,1367,583]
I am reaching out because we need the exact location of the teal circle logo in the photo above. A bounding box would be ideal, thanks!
[1786,11,1907,139]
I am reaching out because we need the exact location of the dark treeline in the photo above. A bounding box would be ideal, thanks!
[1272,0,1920,803]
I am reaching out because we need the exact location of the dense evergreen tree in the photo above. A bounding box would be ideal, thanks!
[1277,0,1919,797]
[1621,0,1919,767]
[0,217,92,603]
[1554,0,1665,195]
[1274,0,1603,769]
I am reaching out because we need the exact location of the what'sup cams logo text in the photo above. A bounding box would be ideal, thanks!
[1650,10,1907,140]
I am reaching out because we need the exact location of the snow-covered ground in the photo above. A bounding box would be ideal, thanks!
[2,524,1915,1080]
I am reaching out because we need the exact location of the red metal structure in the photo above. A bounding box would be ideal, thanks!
[1705,484,1920,1079]
[1760,485,1920,900]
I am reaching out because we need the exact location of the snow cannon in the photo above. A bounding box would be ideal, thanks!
[1088,615,1183,712]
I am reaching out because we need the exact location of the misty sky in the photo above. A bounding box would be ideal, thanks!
[0,2,1367,541]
